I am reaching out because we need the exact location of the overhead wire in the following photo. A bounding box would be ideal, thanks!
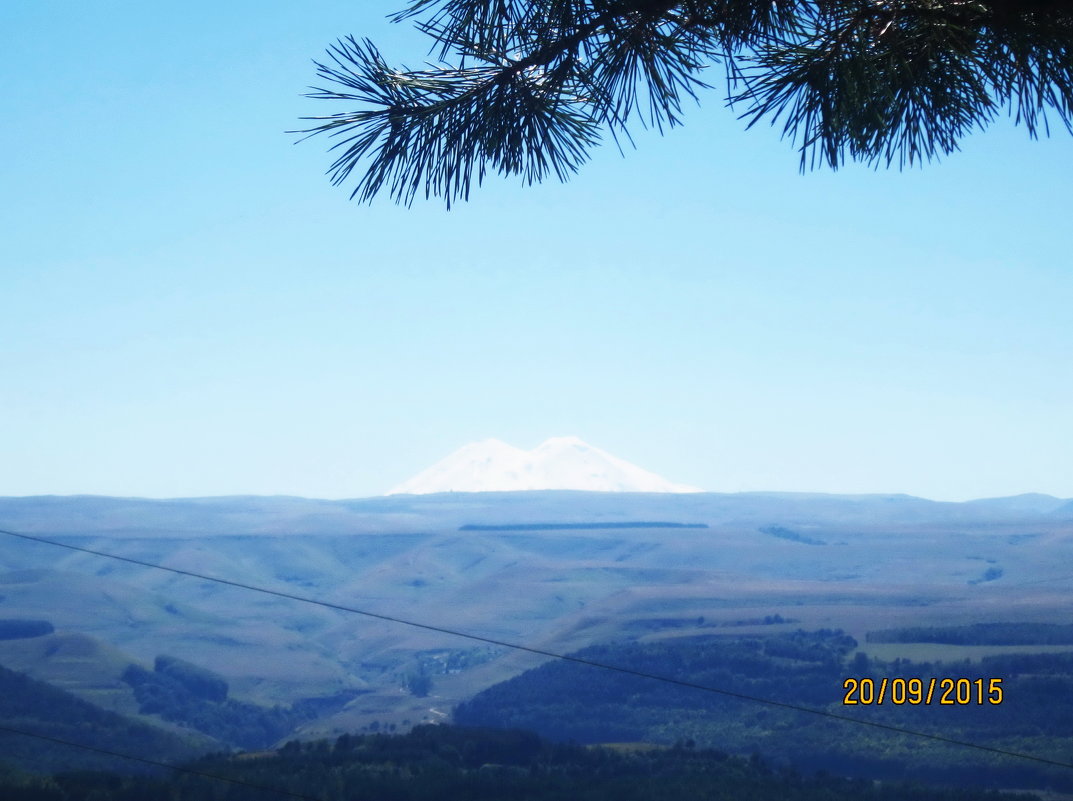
[2,526,1073,775]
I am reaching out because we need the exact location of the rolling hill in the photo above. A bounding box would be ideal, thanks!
[0,490,1070,743]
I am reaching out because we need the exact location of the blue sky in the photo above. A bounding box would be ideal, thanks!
[3,1,1071,501]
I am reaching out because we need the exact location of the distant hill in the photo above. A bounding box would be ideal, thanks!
[2,489,1070,538]
[962,493,1069,516]
[1050,498,1073,519]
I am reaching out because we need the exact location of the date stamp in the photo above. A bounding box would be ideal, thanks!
[842,677,1003,706]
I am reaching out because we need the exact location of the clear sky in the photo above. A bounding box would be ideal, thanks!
[3,1,1071,502]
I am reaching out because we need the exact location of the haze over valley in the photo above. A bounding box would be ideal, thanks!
[2,488,1070,727]
[2,439,1073,794]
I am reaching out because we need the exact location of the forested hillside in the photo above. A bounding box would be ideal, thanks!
[0,725,1044,801]
[455,631,1073,792]
[0,662,202,774]
[120,656,313,749]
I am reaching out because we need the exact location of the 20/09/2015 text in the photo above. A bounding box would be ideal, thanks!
[842,677,1003,705]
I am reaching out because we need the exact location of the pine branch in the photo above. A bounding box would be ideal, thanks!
[729,0,1073,169]
[296,37,601,207]
[296,1,1073,205]
[295,3,728,206]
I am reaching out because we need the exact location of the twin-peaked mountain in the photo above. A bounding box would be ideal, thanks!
[388,436,701,495]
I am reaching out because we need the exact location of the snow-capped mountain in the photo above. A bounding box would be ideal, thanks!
[388,436,702,495]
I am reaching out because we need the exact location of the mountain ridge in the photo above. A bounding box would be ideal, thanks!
[388,436,702,495]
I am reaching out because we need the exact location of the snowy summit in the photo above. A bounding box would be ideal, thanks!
[388,436,702,495]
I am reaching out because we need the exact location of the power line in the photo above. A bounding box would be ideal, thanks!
[0,723,327,801]
[2,527,1073,773]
